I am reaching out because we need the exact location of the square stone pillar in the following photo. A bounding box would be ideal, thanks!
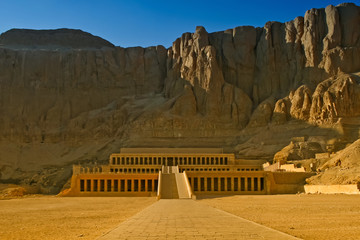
[131,179,134,192]
[245,178,248,192]
[231,178,234,192]
[205,178,208,192]
[104,180,108,192]
[84,179,88,192]
[195,178,199,192]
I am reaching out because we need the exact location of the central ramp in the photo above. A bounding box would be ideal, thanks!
[97,199,300,239]
[158,166,192,199]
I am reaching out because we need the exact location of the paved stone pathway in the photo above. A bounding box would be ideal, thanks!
[97,199,300,240]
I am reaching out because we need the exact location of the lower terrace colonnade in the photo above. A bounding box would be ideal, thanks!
[66,172,160,196]
[79,178,159,193]
[75,174,266,196]
[187,176,265,194]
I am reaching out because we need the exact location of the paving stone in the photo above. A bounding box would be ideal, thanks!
[97,199,300,240]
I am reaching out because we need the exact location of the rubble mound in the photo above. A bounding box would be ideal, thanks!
[273,140,324,164]
[307,139,360,185]
[0,186,26,199]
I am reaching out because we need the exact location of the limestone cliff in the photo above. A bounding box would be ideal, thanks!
[0,3,360,192]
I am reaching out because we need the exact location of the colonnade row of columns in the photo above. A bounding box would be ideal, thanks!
[110,155,230,166]
[78,176,265,194]
[79,178,158,193]
[188,176,265,192]
[179,167,261,172]
[79,167,102,174]
[110,167,160,174]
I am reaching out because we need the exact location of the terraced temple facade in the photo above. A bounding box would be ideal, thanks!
[62,148,313,197]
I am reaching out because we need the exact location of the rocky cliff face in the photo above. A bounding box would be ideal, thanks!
[1,3,360,191]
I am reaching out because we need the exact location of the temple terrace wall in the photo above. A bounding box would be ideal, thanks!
[61,148,315,196]
[304,184,360,194]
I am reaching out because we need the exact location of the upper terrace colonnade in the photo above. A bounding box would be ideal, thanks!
[109,148,234,166]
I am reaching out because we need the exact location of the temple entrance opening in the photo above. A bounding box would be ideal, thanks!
[167,157,174,166]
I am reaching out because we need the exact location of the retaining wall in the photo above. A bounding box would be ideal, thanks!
[304,184,360,194]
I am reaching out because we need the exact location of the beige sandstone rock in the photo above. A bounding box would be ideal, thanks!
[272,97,291,124]
[171,85,197,117]
[289,85,313,121]
[309,73,360,124]
[248,97,275,127]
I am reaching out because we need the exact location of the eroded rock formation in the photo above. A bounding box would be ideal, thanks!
[1,3,360,191]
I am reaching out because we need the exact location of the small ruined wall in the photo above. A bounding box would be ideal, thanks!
[304,184,360,194]
[272,172,314,184]
[267,172,315,194]
[280,164,305,172]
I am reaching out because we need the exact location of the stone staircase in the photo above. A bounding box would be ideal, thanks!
[160,173,179,199]
[158,166,192,199]
[175,173,191,198]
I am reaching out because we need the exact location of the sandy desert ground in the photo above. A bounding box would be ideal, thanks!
[0,196,156,240]
[0,194,360,239]
[199,194,360,240]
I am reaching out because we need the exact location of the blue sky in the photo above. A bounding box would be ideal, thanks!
[0,0,357,48]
